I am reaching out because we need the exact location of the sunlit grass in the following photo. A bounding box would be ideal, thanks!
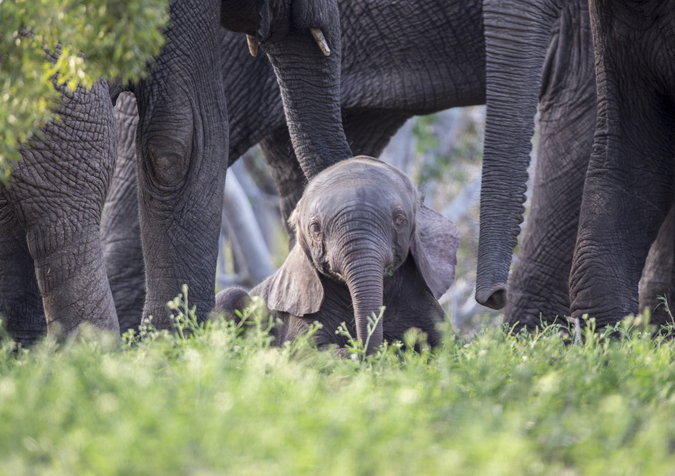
[1,294,675,475]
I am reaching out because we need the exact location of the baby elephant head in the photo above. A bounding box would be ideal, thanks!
[265,156,460,354]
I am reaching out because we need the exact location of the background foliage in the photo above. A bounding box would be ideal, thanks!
[0,0,169,181]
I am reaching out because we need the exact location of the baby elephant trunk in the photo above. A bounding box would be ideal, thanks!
[342,253,386,355]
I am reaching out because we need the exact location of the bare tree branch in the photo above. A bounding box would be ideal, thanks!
[220,170,276,287]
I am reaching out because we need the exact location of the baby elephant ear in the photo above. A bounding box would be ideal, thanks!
[410,205,460,300]
[266,244,323,316]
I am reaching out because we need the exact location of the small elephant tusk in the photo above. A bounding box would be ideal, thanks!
[246,34,258,57]
[310,28,331,57]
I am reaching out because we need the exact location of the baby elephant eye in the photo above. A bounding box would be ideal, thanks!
[310,222,322,238]
[393,213,407,228]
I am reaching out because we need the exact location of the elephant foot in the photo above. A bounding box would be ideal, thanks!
[215,287,252,324]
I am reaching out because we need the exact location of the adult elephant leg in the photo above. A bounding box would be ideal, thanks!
[0,196,45,345]
[101,92,146,333]
[570,115,673,325]
[1,81,119,338]
[639,204,675,326]
[505,6,596,331]
[505,108,594,330]
[133,0,228,328]
[569,9,674,325]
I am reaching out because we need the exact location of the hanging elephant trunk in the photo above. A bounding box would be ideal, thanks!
[221,0,353,180]
[476,0,561,309]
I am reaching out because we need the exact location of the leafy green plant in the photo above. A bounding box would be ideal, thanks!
[0,0,169,180]
[412,111,483,188]
[335,306,386,359]
[1,298,675,474]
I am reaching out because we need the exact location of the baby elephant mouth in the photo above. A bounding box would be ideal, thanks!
[316,260,345,284]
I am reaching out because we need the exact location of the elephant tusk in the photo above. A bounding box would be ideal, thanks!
[310,28,331,57]
[246,34,258,57]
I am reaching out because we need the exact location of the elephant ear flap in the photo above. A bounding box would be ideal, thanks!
[266,244,323,316]
[255,0,271,41]
[410,205,460,300]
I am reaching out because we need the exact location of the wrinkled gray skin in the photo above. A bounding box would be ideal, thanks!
[0,0,350,343]
[107,0,609,333]
[103,0,484,332]
[0,81,118,344]
[476,0,675,329]
[231,0,672,331]
[476,0,597,325]
[100,0,675,335]
[639,206,675,325]
[216,157,460,354]
[130,0,349,330]
[125,0,228,331]
[0,0,227,344]
[567,0,675,326]
[102,93,145,333]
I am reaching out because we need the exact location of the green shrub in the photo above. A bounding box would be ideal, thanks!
[0,0,169,180]
[0,294,674,475]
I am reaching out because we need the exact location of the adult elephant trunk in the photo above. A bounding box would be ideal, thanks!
[476,0,561,309]
[341,247,385,355]
[261,0,352,180]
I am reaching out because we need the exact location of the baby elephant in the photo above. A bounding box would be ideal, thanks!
[216,156,460,354]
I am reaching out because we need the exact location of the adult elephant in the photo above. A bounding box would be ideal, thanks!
[475,0,675,329]
[0,0,227,344]
[103,0,603,333]
[475,0,597,329]
[0,0,350,344]
[567,1,675,326]
[0,81,119,345]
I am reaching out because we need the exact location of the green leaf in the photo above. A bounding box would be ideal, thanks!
[0,0,169,180]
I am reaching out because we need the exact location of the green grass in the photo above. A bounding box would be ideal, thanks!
[1,296,675,475]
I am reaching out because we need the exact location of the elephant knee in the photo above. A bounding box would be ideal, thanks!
[145,134,192,187]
